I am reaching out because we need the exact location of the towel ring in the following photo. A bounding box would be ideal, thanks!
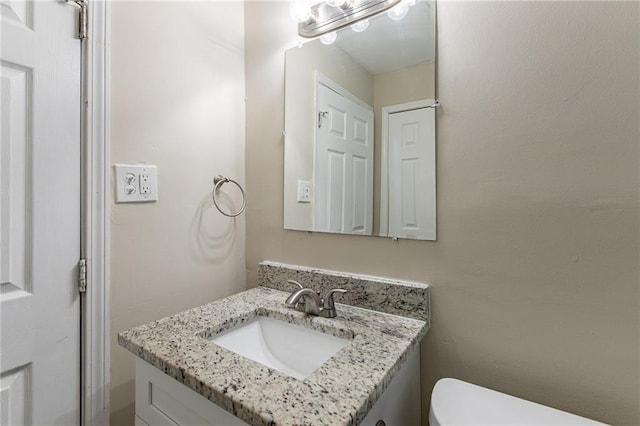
[212,175,246,218]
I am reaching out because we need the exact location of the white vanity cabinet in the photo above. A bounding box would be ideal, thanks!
[121,284,430,426]
[359,348,421,426]
[134,349,420,426]
[134,359,246,426]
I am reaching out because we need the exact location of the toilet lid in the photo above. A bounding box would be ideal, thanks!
[430,378,607,426]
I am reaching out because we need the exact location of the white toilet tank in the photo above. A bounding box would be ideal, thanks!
[429,378,607,426]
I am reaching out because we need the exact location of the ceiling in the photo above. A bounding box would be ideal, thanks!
[333,0,435,75]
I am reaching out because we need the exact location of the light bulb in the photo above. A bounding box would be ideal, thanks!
[320,31,337,45]
[350,19,369,33]
[325,0,347,7]
[289,0,312,23]
[387,3,409,21]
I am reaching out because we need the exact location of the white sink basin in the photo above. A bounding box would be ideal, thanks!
[209,316,350,380]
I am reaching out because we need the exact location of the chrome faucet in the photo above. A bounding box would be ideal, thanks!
[284,280,347,318]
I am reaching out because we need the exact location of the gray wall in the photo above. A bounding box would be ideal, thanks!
[245,2,640,425]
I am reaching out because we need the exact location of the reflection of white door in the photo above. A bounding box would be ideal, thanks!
[387,106,436,240]
[1,1,82,424]
[314,80,373,234]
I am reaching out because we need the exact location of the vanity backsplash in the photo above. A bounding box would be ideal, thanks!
[257,261,431,323]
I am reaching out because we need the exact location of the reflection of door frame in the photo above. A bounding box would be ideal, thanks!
[379,99,434,237]
[82,3,111,425]
[315,71,372,112]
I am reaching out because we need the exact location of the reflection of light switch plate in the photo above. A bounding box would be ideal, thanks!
[114,164,158,203]
[297,180,312,203]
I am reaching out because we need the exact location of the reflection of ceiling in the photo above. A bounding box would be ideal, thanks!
[334,0,435,75]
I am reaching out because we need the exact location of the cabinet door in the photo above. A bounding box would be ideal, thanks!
[135,359,249,426]
[360,349,421,426]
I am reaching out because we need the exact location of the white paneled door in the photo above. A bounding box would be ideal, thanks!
[388,107,436,240]
[315,82,373,235]
[1,1,82,425]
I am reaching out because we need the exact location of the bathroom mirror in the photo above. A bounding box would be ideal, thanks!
[283,0,437,240]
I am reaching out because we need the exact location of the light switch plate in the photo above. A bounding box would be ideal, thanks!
[297,180,312,203]
[114,164,158,203]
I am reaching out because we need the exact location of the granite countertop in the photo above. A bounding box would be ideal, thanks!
[118,286,429,426]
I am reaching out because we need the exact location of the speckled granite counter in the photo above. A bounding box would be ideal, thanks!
[119,286,429,426]
[258,261,431,322]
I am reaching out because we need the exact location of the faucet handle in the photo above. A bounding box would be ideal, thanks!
[322,288,347,309]
[285,280,309,313]
[287,279,304,289]
[320,289,347,318]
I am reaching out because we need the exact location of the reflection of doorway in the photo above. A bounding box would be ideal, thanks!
[380,100,436,240]
[314,74,374,234]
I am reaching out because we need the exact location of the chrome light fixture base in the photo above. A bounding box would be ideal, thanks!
[299,0,402,38]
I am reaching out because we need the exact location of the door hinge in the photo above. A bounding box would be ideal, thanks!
[65,0,88,39]
[79,258,87,293]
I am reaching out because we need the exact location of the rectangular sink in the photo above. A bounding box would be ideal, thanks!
[208,316,350,380]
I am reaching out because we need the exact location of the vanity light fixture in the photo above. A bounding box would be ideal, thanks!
[320,31,338,45]
[350,18,369,32]
[289,0,314,23]
[297,0,403,38]
[386,1,410,20]
[324,0,349,7]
